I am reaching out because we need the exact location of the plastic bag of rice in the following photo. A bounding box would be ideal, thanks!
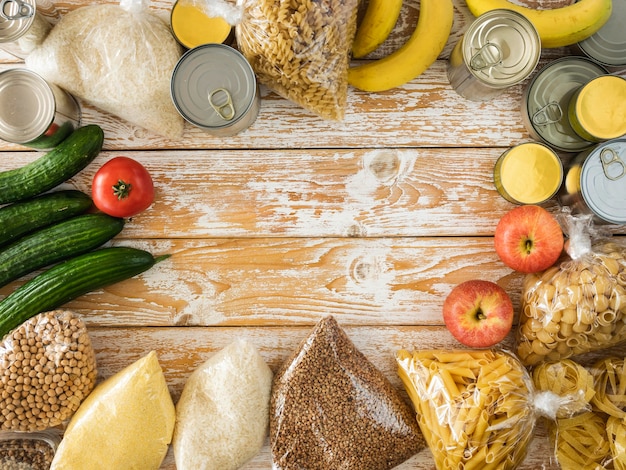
[270,315,426,469]
[25,0,184,139]
[50,351,175,470]
[235,0,359,120]
[172,339,273,470]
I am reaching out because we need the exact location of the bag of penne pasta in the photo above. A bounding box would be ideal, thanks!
[531,357,626,470]
[516,213,626,367]
[396,349,580,470]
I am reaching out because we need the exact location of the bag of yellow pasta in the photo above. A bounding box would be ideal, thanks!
[396,349,567,470]
[235,0,359,120]
[516,213,626,367]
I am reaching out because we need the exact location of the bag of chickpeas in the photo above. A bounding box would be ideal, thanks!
[516,214,626,366]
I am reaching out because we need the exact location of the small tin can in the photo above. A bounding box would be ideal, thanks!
[0,0,52,59]
[0,68,81,149]
[494,142,563,205]
[170,0,234,49]
[567,75,626,142]
[521,56,607,153]
[559,138,626,225]
[448,9,541,101]
[171,44,260,136]
[575,0,626,72]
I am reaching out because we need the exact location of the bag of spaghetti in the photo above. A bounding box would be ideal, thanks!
[396,349,580,470]
[516,213,626,367]
[531,358,626,470]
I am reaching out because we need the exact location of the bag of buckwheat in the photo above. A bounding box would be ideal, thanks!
[25,0,184,139]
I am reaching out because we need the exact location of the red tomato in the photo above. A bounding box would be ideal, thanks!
[92,156,154,218]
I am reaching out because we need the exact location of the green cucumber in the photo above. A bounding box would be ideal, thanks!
[0,246,169,338]
[0,213,125,288]
[0,190,93,248]
[0,125,104,205]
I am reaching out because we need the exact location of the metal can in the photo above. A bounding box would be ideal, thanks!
[170,0,234,49]
[0,0,52,59]
[521,56,607,153]
[567,75,626,142]
[447,9,541,101]
[559,138,626,225]
[171,44,260,136]
[494,142,563,205]
[575,0,626,72]
[0,68,81,149]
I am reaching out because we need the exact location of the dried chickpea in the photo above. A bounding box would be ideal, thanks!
[0,310,97,432]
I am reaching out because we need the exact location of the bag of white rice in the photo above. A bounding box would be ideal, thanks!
[50,351,175,470]
[172,340,273,470]
[25,0,184,139]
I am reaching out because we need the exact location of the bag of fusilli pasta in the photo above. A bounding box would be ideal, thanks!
[516,213,626,366]
[234,0,359,120]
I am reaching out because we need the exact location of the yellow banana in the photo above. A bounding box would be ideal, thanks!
[464,0,612,48]
[352,0,404,58]
[348,0,454,92]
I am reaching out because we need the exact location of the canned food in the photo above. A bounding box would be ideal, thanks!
[576,0,626,71]
[170,0,233,49]
[171,44,260,136]
[0,0,51,58]
[567,75,626,142]
[0,69,81,149]
[560,138,626,225]
[494,142,563,204]
[522,56,607,153]
[448,9,541,101]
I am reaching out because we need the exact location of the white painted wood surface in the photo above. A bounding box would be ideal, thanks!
[1,0,625,469]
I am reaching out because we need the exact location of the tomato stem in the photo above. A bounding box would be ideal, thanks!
[112,180,132,200]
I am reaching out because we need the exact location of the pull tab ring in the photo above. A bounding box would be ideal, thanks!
[0,0,34,20]
[470,42,502,71]
[532,101,563,126]
[208,88,235,121]
[599,147,625,181]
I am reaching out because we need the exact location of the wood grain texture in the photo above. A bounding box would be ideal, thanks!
[1,0,625,468]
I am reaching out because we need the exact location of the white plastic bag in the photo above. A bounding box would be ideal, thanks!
[26,0,184,139]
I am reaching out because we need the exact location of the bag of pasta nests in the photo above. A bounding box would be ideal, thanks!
[532,357,626,470]
[516,216,626,366]
[235,0,359,120]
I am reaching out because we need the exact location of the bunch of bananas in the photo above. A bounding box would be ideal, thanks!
[348,0,613,92]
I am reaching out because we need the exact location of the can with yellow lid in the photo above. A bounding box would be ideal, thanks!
[494,142,563,205]
[568,75,626,142]
[560,138,626,225]
[170,0,233,49]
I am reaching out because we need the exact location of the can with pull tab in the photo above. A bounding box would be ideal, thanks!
[0,0,52,58]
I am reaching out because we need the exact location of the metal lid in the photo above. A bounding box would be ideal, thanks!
[581,138,626,224]
[0,0,36,43]
[463,9,541,88]
[171,44,257,130]
[0,69,54,144]
[578,0,626,67]
[523,56,607,152]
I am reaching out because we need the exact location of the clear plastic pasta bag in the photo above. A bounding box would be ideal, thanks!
[270,316,426,470]
[234,0,359,120]
[25,0,184,139]
[516,213,626,366]
[396,349,576,470]
[532,357,626,469]
[0,310,97,432]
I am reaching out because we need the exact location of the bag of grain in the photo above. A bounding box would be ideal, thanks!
[270,316,426,470]
[172,340,273,470]
[25,0,184,139]
[516,214,626,366]
[50,350,175,470]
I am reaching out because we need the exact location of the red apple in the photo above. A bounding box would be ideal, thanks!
[443,280,514,348]
[494,205,564,274]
